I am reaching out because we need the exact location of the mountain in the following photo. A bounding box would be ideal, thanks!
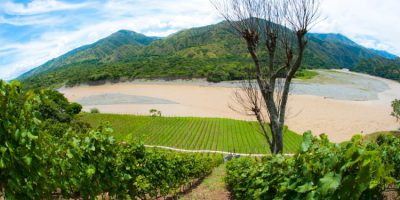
[18,21,400,89]
[353,57,400,80]
[19,30,160,80]
[310,33,359,47]
[368,48,398,60]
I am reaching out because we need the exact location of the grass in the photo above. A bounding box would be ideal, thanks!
[78,113,303,154]
[179,164,230,200]
[295,70,319,80]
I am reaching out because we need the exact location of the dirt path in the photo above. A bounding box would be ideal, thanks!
[179,164,231,200]
[145,145,294,156]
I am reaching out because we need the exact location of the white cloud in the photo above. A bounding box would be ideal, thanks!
[2,0,92,15]
[313,0,400,55]
[0,14,64,26]
[100,0,221,35]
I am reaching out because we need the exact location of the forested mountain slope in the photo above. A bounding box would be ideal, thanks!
[18,21,399,89]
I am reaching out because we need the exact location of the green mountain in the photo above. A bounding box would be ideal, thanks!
[18,21,399,89]
[310,33,359,46]
[18,30,159,80]
[353,57,400,80]
[368,48,398,60]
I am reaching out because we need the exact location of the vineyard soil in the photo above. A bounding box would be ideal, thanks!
[180,164,230,200]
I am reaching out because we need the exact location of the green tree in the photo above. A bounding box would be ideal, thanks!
[391,99,400,121]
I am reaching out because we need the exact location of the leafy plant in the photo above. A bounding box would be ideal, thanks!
[0,80,50,199]
[391,99,400,121]
[90,107,100,114]
[0,80,222,199]
[226,132,398,199]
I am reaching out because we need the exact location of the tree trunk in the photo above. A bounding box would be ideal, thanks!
[269,119,283,154]
[274,124,283,154]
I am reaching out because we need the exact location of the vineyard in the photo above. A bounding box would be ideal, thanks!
[3,79,400,199]
[0,81,222,199]
[226,132,400,199]
[78,114,303,154]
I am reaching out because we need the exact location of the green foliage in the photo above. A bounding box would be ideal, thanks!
[367,134,400,183]
[226,132,399,199]
[207,67,230,83]
[35,89,75,123]
[0,81,222,199]
[364,131,400,142]
[295,69,319,80]
[78,113,303,154]
[391,99,400,120]
[353,57,400,82]
[90,107,100,114]
[33,89,86,137]
[67,102,83,115]
[0,80,47,199]
[88,72,113,83]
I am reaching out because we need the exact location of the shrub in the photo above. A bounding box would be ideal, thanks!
[207,68,229,83]
[90,108,100,114]
[226,132,398,199]
[0,80,222,199]
[0,80,50,199]
[391,99,400,121]
[88,73,111,82]
[67,102,82,115]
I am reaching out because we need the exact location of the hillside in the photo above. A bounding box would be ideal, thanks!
[18,21,400,89]
[18,30,160,80]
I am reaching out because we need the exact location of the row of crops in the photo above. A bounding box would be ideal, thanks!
[226,132,400,199]
[79,114,303,154]
[0,81,222,199]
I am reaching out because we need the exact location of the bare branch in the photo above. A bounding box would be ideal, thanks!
[212,0,321,154]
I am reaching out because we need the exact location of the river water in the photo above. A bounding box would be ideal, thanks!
[71,69,390,105]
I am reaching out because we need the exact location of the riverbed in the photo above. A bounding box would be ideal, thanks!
[61,70,400,142]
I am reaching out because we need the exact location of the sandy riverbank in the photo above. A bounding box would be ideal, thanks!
[61,71,400,143]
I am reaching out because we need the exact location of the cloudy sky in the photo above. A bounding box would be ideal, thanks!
[0,0,399,80]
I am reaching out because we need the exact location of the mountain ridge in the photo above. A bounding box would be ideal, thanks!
[18,21,400,89]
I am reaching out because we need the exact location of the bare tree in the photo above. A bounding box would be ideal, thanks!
[212,0,320,154]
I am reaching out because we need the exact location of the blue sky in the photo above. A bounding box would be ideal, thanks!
[1,0,399,80]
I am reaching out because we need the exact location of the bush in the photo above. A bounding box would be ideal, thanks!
[207,68,229,83]
[88,73,111,82]
[0,80,49,199]
[226,132,398,199]
[90,108,100,114]
[391,99,400,121]
[0,80,222,199]
[67,102,82,115]
[35,89,83,123]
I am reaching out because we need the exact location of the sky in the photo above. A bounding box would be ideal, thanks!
[0,0,399,80]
